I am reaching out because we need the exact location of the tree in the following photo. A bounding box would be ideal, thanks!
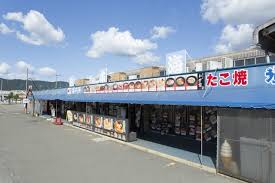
[6,92,14,104]
[13,94,19,104]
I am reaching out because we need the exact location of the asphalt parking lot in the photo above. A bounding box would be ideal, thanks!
[0,104,239,183]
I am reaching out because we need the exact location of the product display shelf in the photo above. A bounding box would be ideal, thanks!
[193,107,217,142]
[174,106,187,136]
[68,110,129,141]
[135,107,141,128]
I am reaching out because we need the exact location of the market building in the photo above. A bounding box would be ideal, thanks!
[28,19,275,183]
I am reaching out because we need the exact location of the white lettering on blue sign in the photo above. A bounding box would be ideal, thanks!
[265,66,275,85]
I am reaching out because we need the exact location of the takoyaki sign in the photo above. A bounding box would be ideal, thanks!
[68,73,200,95]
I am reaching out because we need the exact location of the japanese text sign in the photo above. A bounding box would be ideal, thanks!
[206,69,248,87]
[265,66,275,85]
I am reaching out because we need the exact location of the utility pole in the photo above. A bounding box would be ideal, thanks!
[0,79,2,102]
[26,68,29,93]
[105,64,108,82]
[55,74,60,89]
[25,68,28,114]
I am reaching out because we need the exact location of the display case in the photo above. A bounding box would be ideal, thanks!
[203,107,217,141]
[66,110,130,141]
[94,115,129,141]
[174,106,187,136]
[150,105,158,131]
[135,106,141,128]
[188,106,217,142]
[188,106,200,137]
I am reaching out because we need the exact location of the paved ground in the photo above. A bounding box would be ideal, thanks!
[0,104,240,183]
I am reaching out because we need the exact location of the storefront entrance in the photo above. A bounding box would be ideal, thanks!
[129,104,218,167]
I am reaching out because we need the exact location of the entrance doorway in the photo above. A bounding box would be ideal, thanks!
[130,104,218,167]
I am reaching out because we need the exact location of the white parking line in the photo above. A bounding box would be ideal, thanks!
[92,137,109,143]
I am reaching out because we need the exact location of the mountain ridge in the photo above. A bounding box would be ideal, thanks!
[0,78,69,91]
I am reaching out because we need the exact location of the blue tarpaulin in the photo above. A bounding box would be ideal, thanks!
[32,64,275,109]
[32,87,275,109]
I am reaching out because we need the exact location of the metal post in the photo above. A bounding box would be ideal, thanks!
[200,106,203,166]
[25,68,29,113]
[56,100,57,118]
[26,68,28,95]
[0,79,2,101]
[86,102,87,115]
[268,111,272,182]
[32,99,35,117]
[216,111,220,171]
[55,74,61,89]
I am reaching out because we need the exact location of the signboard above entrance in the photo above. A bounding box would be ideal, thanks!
[65,64,275,95]
[67,73,202,95]
[205,64,275,89]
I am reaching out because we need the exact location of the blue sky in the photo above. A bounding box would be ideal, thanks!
[0,0,275,81]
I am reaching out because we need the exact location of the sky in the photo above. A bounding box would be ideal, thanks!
[0,0,275,82]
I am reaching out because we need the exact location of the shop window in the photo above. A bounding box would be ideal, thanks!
[270,55,275,63]
[234,60,244,67]
[160,71,165,76]
[245,58,255,66]
[255,57,266,64]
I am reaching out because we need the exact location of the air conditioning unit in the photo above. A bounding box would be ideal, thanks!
[195,63,203,72]
[186,67,190,73]
[128,75,138,80]
[207,61,222,70]
[223,58,234,68]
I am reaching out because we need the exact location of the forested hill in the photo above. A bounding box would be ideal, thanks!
[0,78,69,91]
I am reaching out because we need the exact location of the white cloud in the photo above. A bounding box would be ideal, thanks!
[215,24,254,53]
[0,60,58,80]
[200,0,272,53]
[0,62,10,74]
[134,52,160,65]
[86,27,157,58]
[16,61,34,73]
[3,12,24,22]
[4,72,27,80]
[3,10,65,45]
[150,26,175,39]
[0,23,13,34]
[38,67,56,77]
[201,0,275,25]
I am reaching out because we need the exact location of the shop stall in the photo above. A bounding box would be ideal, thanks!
[31,63,275,183]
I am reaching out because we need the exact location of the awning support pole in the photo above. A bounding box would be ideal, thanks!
[86,102,87,116]
[56,100,57,118]
[32,99,35,117]
[200,106,203,166]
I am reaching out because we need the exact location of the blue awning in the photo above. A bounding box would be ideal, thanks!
[32,87,275,109]
[31,64,275,109]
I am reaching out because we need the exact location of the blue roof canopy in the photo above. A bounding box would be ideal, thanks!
[32,87,275,109]
[32,64,275,109]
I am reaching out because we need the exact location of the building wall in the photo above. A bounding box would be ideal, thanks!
[75,79,89,86]
[109,72,127,82]
[139,67,161,78]
[187,48,270,72]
